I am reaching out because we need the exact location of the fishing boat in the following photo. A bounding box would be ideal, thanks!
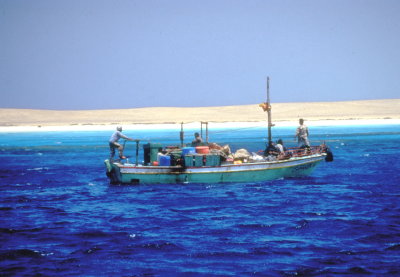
[104,78,333,184]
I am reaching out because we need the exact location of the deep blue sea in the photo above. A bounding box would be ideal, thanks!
[1,124,400,276]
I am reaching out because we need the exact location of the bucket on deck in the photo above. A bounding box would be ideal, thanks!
[196,146,209,154]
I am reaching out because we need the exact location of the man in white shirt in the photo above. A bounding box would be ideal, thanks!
[295,119,310,148]
[276,139,285,153]
[109,126,134,160]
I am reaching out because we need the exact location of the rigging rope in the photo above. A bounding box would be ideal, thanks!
[129,123,268,142]
[208,124,267,135]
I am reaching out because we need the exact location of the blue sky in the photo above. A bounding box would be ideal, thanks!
[1,0,399,110]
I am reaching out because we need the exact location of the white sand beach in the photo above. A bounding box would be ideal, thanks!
[1,99,399,132]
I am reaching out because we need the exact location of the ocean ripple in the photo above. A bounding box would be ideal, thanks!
[1,126,400,276]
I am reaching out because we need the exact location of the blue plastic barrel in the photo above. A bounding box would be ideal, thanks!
[159,155,171,166]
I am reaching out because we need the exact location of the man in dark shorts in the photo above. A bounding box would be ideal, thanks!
[295,118,310,148]
[109,126,134,160]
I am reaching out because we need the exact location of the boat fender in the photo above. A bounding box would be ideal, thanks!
[325,148,334,162]
[104,159,113,172]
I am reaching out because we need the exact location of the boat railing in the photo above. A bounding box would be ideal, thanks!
[286,145,323,158]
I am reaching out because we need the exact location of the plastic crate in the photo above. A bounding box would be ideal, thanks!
[194,155,204,167]
[205,154,221,166]
[184,155,194,167]
[184,154,206,167]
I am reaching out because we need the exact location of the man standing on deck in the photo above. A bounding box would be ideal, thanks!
[109,126,135,160]
[191,132,203,146]
[295,118,310,148]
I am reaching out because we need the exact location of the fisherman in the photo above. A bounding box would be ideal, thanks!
[191,132,203,147]
[275,139,286,153]
[276,138,291,160]
[109,126,135,160]
[295,118,310,148]
[264,141,279,161]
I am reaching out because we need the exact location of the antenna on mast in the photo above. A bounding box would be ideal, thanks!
[258,76,274,144]
[266,77,272,145]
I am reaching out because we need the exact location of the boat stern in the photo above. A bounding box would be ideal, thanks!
[104,159,122,184]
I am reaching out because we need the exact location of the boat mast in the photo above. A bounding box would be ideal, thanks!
[180,122,184,147]
[200,121,209,143]
[266,77,272,145]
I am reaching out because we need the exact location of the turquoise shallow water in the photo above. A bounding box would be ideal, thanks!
[1,124,400,276]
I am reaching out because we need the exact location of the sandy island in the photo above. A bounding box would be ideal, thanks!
[0,99,399,132]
